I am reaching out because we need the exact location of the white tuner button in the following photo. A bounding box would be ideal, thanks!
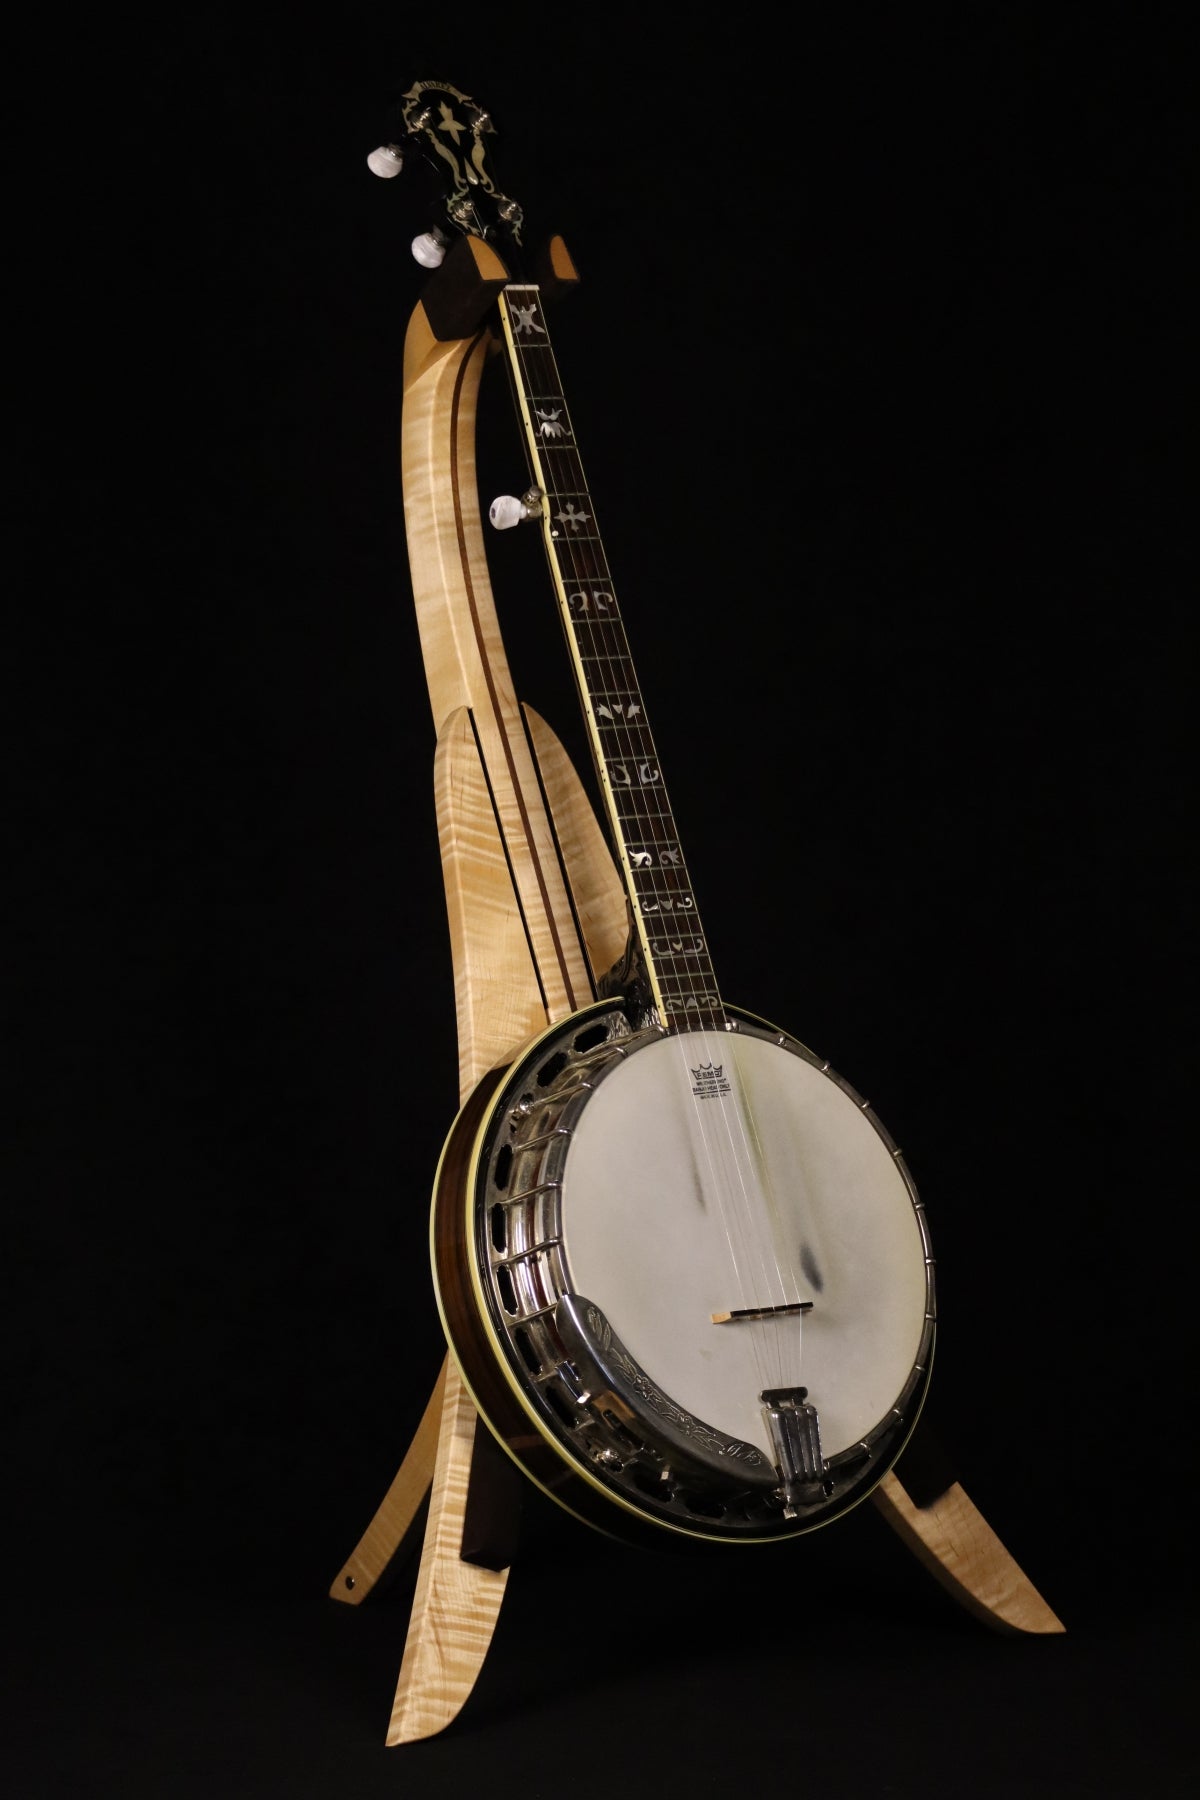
[366,143,404,179]
[411,232,447,269]
[489,488,543,529]
[489,494,527,530]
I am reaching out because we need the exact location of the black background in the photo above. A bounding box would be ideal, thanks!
[12,8,1194,1796]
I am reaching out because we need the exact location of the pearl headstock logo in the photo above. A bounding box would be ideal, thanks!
[690,1061,731,1099]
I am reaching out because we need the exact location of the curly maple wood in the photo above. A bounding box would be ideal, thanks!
[521,702,629,983]
[872,1472,1065,1634]
[434,707,549,1095]
[401,295,593,1031]
[329,1359,447,1607]
[333,288,629,1743]
[385,1358,510,1743]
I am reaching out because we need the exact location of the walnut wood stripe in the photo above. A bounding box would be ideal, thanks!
[448,339,583,1017]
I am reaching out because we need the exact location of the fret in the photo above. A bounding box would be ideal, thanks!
[590,690,641,711]
[589,699,651,728]
[499,283,726,1035]
[657,1002,725,1023]
[607,776,668,806]
[576,654,638,678]
[631,868,690,888]
[572,634,630,655]
[554,550,609,583]
[610,810,681,849]
[608,794,672,824]
[597,726,657,754]
[594,729,654,752]
[606,774,666,807]
[602,720,655,748]
[603,761,662,789]
[621,834,684,862]
[588,688,647,708]
[571,607,625,628]
[628,856,692,881]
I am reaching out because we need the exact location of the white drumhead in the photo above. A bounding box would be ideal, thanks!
[559,1029,929,1460]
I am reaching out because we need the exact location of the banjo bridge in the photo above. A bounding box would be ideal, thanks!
[711,1302,814,1325]
[760,1388,828,1516]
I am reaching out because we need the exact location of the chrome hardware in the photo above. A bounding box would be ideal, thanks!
[555,1293,776,1490]
[473,1003,935,1539]
[761,1387,827,1517]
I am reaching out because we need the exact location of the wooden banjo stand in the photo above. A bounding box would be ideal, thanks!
[329,85,1064,1746]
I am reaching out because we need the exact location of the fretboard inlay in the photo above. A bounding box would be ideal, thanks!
[499,286,727,1033]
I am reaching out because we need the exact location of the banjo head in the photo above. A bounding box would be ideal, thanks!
[433,1003,935,1544]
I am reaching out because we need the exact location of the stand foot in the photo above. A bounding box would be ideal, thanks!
[386,1359,511,1744]
[872,1470,1065,1635]
[329,1359,447,1607]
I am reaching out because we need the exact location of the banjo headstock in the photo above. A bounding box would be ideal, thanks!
[370,79,525,262]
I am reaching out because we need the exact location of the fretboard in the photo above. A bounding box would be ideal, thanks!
[497,284,726,1035]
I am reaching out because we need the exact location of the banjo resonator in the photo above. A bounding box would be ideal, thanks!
[434,1001,935,1543]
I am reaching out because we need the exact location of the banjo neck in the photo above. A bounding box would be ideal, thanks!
[496,282,727,1035]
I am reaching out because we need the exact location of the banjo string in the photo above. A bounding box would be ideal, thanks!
[511,303,798,1399]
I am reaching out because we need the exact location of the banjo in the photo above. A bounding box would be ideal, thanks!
[391,82,935,1546]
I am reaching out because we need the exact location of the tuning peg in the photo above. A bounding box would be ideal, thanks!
[489,488,544,530]
[411,230,448,269]
[366,142,405,178]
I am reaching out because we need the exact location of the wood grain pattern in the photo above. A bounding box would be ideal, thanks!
[386,1359,510,1744]
[371,294,608,1744]
[436,707,549,1097]
[522,703,627,984]
[402,302,594,1026]
[328,1359,447,1606]
[872,1471,1065,1634]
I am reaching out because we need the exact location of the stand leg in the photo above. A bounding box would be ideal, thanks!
[329,1359,447,1607]
[385,1359,510,1744]
[872,1471,1064,1634]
